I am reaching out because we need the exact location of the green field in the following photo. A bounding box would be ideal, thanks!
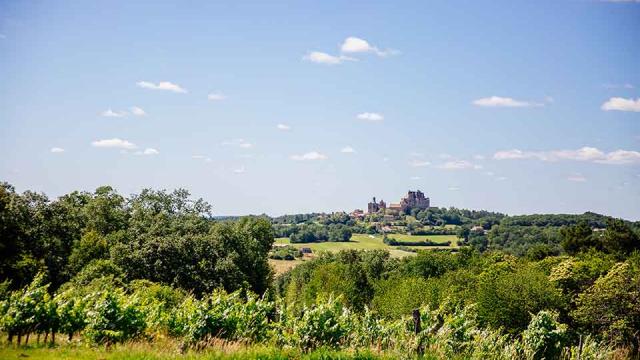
[275,233,458,258]
[0,342,395,360]
[385,233,458,244]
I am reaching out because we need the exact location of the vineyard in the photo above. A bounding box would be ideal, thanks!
[0,273,611,359]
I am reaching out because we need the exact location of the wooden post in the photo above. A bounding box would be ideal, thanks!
[412,309,421,334]
[413,309,424,356]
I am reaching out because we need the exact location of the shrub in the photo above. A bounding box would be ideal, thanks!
[475,262,564,332]
[83,290,146,345]
[572,262,640,348]
[280,296,353,351]
[523,310,567,360]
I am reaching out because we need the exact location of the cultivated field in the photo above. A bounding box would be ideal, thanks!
[274,233,459,258]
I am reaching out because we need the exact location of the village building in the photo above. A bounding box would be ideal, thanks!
[367,197,387,213]
[367,190,431,214]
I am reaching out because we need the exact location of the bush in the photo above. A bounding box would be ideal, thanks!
[279,296,353,350]
[475,262,564,332]
[572,262,640,348]
[171,290,273,346]
[83,290,146,345]
[523,311,567,360]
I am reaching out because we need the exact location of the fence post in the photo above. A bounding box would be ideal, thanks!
[413,309,424,356]
[412,309,421,334]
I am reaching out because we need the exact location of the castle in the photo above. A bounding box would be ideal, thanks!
[367,190,430,214]
[367,197,387,213]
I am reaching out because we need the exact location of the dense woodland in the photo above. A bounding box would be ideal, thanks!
[1,182,640,358]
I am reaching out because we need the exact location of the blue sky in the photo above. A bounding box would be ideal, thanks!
[1,0,639,219]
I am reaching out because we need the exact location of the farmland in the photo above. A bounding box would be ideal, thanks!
[275,233,458,256]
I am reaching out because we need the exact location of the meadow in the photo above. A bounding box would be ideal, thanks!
[274,233,457,257]
[0,341,394,360]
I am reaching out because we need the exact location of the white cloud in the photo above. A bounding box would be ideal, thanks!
[341,146,356,153]
[101,109,127,118]
[303,51,356,65]
[472,96,541,108]
[448,186,460,191]
[222,139,253,149]
[493,149,532,160]
[208,93,227,101]
[340,37,397,57]
[494,146,640,165]
[552,147,605,161]
[409,159,430,167]
[142,148,159,155]
[598,150,640,164]
[233,166,245,174]
[50,147,65,153]
[341,37,373,53]
[567,174,587,182]
[91,138,137,150]
[130,106,146,116]
[473,154,485,160]
[439,160,482,170]
[410,176,421,180]
[277,123,291,131]
[290,151,328,161]
[136,81,187,93]
[601,97,640,112]
[356,112,384,122]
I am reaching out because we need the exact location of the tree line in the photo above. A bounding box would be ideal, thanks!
[0,182,273,295]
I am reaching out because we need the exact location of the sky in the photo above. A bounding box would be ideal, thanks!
[1,1,639,219]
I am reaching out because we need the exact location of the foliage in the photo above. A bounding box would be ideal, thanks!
[83,289,146,345]
[475,261,564,332]
[572,261,640,348]
[522,310,567,360]
[269,246,303,260]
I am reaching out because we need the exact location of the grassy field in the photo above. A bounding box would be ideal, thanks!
[386,233,458,245]
[269,257,306,275]
[274,233,458,258]
[0,341,399,360]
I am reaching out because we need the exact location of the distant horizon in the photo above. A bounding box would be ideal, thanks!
[1,1,638,220]
[5,181,639,222]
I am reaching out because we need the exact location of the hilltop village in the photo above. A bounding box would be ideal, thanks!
[350,190,431,220]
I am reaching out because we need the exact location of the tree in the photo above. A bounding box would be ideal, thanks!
[83,186,128,236]
[475,262,564,332]
[601,219,640,257]
[561,221,596,255]
[572,262,640,348]
[67,231,110,275]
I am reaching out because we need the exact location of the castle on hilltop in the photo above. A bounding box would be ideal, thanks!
[367,197,387,214]
[367,190,430,214]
